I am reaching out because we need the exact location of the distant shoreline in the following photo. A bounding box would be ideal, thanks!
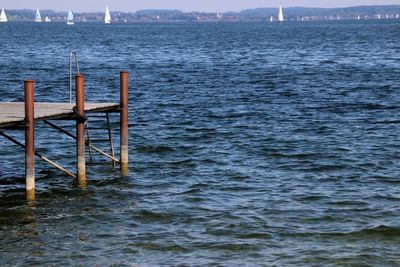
[1,5,400,22]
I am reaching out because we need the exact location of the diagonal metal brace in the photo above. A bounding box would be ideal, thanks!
[43,120,120,164]
[0,131,76,179]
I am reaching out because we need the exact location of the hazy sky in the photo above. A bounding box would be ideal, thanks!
[1,1,399,12]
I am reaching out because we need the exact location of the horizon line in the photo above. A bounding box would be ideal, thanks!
[2,4,400,14]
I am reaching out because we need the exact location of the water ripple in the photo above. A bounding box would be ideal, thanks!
[1,20,400,265]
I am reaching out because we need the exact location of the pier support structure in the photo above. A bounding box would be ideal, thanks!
[120,71,129,175]
[25,80,35,201]
[76,75,86,185]
[0,71,129,200]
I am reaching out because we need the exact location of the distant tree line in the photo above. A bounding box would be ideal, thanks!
[3,5,400,22]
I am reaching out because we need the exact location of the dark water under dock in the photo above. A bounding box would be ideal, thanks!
[1,21,400,265]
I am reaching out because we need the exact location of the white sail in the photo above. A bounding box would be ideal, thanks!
[45,16,50,22]
[278,5,284,22]
[67,10,74,25]
[270,16,273,22]
[0,8,7,22]
[104,5,111,24]
[396,14,399,19]
[35,8,42,22]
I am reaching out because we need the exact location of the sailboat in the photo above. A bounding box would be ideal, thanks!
[270,16,273,22]
[45,16,51,22]
[104,5,111,24]
[35,8,42,22]
[67,10,74,25]
[278,5,284,22]
[0,8,7,22]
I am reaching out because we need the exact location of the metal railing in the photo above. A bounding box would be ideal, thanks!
[69,51,80,103]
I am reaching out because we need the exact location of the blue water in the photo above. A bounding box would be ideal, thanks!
[1,21,400,265]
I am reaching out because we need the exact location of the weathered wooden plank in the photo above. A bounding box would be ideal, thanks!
[0,102,119,128]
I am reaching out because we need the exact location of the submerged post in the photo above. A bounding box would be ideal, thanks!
[25,80,35,201]
[120,71,129,175]
[76,75,86,185]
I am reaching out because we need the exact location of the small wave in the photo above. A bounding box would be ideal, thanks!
[135,210,175,222]
[228,173,250,181]
[0,177,24,185]
[166,158,196,168]
[207,243,261,252]
[290,225,400,239]
[184,127,216,133]
[303,215,337,222]
[235,233,271,239]
[261,150,319,160]
[319,59,337,64]
[307,164,347,172]
[373,194,400,201]
[327,200,368,206]
[179,188,204,195]
[135,242,190,252]
[358,225,400,237]
[136,145,176,154]
[296,195,325,201]
[323,225,400,238]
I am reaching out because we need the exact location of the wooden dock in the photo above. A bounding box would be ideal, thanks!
[0,102,119,129]
[0,72,129,201]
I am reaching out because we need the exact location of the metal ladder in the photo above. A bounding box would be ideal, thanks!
[69,51,80,103]
[68,51,116,165]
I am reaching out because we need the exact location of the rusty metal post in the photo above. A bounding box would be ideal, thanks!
[120,71,129,175]
[25,80,35,201]
[76,75,86,185]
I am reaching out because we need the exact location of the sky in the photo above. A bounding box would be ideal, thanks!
[1,0,399,12]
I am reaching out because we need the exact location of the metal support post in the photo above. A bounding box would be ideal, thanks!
[76,75,86,185]
[25,80,35,201]
[120,71,129,175]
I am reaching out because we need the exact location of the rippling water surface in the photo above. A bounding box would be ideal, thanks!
[1,21,400,265]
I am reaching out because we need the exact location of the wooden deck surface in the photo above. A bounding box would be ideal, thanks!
[0,102,119,128]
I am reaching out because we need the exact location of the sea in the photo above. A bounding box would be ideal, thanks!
[0,20,400,266]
